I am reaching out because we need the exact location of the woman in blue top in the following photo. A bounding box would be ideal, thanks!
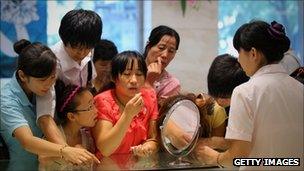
[0,39,99,170]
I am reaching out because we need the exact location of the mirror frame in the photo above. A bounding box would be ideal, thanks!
[160,99,201,157]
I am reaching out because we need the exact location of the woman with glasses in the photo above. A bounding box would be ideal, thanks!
[39,80,99,169]
[54,80,98,152]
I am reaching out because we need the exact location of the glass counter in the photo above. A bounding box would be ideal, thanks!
[0,152,220,170]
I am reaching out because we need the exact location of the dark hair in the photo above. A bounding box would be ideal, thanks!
[59,9,102,49]
[143,25,180,58]
[55,80,88,124]
[233,20,290,63]
[111,50,147,81]
[93,39,118,63]
[207,54,249,98]
[14,39,57,78]
[290,67,304,84]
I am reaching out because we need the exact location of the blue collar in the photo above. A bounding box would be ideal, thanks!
[10,72,34,107]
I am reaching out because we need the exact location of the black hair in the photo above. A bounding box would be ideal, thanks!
[55,80,88,124]
[93,39,118,63]
[290,67,304,84]
[233,20,290,64]
[14,39,57,79]
[207,54,249,98]
[143,25,180,58]
[59,9,102,49]
[111,50,147,81]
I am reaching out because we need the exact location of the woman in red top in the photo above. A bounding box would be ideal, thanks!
[92,51,159,158]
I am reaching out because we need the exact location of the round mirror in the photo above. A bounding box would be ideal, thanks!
[159,97,200,158]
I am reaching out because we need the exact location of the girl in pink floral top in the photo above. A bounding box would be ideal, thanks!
[92,51,159,158]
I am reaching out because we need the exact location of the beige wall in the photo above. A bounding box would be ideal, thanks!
[151,1,218,94]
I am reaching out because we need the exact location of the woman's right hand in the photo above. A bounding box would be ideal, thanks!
[146,57,162,86]
[62,146,100,165]
[124,93,144,118]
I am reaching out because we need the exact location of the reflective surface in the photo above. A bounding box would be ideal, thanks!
[160,100,200,157]
[0,152,218,170]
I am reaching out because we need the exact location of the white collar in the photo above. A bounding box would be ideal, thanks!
[252,64,287,78]
[58,42,92,72]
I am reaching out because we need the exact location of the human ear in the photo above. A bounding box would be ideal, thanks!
[17,70,27,82]
[250,47,259,62]
[67,112,76,122]
[251,47,266,65]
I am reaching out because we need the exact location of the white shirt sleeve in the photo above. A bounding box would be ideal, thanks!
[36,85,56,120]
[225,86,253,142]
[280,50,301,74]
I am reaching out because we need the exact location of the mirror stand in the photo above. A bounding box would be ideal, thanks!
[168,130,200,167]
[169,156,191,166]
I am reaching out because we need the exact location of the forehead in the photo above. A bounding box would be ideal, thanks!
[157,35,177,46]
[76,90,93,103]
[31,69,56,80]
[125,58,140,70]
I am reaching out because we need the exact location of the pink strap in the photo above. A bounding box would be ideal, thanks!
[59,86,81,112]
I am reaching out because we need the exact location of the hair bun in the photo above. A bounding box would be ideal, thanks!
[14,39,31,54]
[268,21,286,39]
[271,21,286,34]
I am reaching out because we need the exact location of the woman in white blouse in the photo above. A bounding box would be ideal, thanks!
[195,20,303,170]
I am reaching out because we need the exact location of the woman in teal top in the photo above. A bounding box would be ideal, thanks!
[0,39,99,170]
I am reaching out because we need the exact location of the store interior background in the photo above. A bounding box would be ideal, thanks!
[1,0,303,94]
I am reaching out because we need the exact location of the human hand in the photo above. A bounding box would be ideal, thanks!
[169,132,192,150]
[62,146,100,165]
[38,155,50,164]
[146,57,162,86]
[165,120,192,150]
[131,141,157,157]
[194,145,218,165]
[195,138,213,150]
[124,93,144,118]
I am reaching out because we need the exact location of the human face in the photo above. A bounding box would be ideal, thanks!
[146,35,177,71]
[65,44,92,62]
[22,70,56,97]
[73,90,98,127]
[115,59,145,99]
[94,60,111,81]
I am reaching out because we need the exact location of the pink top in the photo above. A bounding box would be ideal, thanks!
[94,88,159,158]
[153,70,180,99]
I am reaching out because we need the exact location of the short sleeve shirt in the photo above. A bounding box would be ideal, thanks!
[94,88,159,157]
[225,64,303,170]
[205,102,227,131]
[154,70,181,99]
[0,73,43,162]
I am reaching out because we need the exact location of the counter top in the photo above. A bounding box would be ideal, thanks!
[1,152,220,170]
